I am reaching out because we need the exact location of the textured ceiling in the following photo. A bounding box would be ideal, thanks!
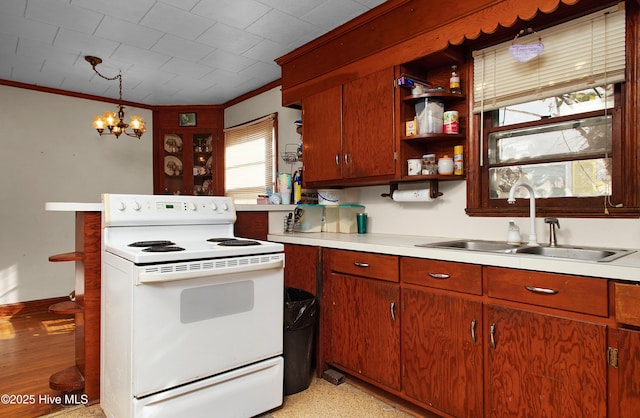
[0,0,386,105]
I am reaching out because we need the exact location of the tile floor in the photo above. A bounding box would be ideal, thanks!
[42,376,418,418]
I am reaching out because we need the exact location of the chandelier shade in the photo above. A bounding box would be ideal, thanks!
[86,56,146,139]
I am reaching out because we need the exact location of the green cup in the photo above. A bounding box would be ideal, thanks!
[356,213,368,234]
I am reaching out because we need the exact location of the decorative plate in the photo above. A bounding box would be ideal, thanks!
[164,134,183,152]
[164,155,182,176]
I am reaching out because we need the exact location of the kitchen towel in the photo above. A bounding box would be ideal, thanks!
[392,189,434,202]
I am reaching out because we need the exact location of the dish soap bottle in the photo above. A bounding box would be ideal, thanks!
[293,169,303,204]
[507,220,521,245]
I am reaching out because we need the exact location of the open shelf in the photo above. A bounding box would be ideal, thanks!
[49,365,85,392]
[49,252,84,262]
[49,301,84,315]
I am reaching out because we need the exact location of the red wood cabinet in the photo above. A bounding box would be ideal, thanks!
[321,249,401,391]
[485,267,609,417]
[616,328,640,417]
[401,258,483,417]
[283,244,319,296]
[402,288,483,417]
[486,304,607,417]
[302,86,342,183]
[153,106,224,196]
[301,67,396,186]
[342,67,396,180]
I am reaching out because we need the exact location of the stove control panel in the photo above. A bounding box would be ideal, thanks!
[103,194,236,227]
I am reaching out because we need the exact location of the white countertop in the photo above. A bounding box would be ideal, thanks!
[268,232,640,282]
[235,204,297,212]
[46,202,103,212]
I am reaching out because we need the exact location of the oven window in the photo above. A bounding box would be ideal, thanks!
[180,281,254,324]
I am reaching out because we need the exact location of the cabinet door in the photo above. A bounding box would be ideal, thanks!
[302,86,342,183]
[486,304,607,417]
[283,244,319,295]
[402,287,483,417]
[343,67,396,179]
[323,272,400,390]
[617,328,640,417]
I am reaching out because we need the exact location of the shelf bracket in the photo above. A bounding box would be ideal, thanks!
[381,181,443,200]
[429,180,443,199]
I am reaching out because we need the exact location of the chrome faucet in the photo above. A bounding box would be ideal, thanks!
[545,217,560,247]
[507,181,539,246]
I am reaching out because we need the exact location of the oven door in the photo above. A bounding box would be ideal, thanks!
[131,253,284,398]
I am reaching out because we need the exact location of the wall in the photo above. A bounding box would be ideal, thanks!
[355,182,640,250]
[229,87,640,250]
[0,85,153,305]
[224,86,302,184]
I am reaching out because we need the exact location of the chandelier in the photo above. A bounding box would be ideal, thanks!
[85,56,146,139]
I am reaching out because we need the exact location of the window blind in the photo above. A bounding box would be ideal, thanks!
[473,4,625,113]
[224,113,276,203]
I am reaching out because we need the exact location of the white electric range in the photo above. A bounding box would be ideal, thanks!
[100,193,284,418]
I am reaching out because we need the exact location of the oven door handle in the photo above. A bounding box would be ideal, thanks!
[138,258,284,284]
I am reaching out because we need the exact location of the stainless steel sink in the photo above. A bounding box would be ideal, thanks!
[416,240,519,253]
[417,239,635,262]
[513,245,635,262]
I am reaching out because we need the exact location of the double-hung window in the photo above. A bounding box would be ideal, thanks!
[466,4,638,217]
[224,113,277,204]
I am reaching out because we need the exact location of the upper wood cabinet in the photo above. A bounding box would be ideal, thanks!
[302,86,342,183]
[342,67,396,180]
[153,106,224,196]
[321,249,401,391]
[301,67,396,186]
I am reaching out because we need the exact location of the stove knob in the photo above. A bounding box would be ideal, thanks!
[132,201,141,211]
[222,202,229,211]
[187,202,197,211]
[209,202,218,211]
[117,201,126,211]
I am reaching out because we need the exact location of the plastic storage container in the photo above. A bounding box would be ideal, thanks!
[338,204,366,233]
[297,204,324,232]
[323,206,340,232]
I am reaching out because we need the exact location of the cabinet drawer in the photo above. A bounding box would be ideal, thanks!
[615,282,640,326]
[486,266,608,317]
[401,258,482,295]
[324,249,399,282]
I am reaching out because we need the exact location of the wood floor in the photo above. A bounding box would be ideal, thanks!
[0,310,77,418]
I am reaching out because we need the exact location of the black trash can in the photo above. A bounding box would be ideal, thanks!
[283,287,317,395]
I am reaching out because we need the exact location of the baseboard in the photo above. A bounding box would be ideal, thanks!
[0,296,69,318]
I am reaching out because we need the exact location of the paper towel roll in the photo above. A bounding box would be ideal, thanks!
[392,189,434,202]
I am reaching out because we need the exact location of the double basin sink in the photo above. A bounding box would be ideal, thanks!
[416,239,635,263]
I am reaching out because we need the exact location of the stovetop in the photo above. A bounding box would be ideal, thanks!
[102,194,283,264]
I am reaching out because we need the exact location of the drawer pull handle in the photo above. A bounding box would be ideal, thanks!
[335,154,340,166]
[428,272,450,279]
[525,285,559,295]
[353,262,369,268]
[490,323,497,349]
[390,301,396,321]
[471,319,477,344]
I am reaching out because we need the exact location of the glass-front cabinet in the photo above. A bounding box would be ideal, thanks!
[160,129,217,195]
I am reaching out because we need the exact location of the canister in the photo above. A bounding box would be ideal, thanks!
[444,111,459,134]
[407,159,422,176]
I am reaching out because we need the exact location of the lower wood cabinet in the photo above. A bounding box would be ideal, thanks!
[317,252,626,417]
[401,258,483,417]
[616,328,640,417]
[322,249,401,391]
[486,267,609,417]
[613,282,640,418]
[402,288,483,417]
[486,304,607,417]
